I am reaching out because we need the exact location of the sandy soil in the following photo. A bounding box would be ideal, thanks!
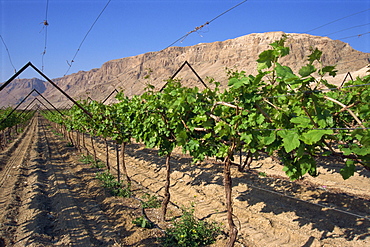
[0,116,369,246]
[0,117,163,246]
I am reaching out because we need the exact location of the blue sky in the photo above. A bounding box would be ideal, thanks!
[1,0,370,82]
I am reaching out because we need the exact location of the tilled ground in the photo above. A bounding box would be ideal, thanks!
[0,116,369,246]
[0,116,164,246]
[111,144,370,247]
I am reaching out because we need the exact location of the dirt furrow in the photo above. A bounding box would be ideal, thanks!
[0,118,36,188]
[12,117,55,246]
[1,116,133,246]
[0,117,37,246]
[38,118,121,246]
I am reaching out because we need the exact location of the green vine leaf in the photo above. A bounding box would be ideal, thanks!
[308,48,322,64]
[297,154,317,177]
[228,77,250,89]
[300,129,333,145]
[299,64,316,77]
[340,160,356,180]
[275,63,299,82]
[318,65,338,77]
[257,50,275,70]
[290,116,312,128]
[277,130,300,153]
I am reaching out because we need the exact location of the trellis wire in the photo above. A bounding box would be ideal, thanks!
[165,0,248,49]
[246,183,370,221]
[41,0,49,72]
[339,31,370,40]
[0,35,17,73]
[305,8,370,33]
[264,83,370,99]
[64,0,112,76]
[325,22,370,36]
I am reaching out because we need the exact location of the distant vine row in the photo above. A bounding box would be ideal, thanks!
[0,108,34,149]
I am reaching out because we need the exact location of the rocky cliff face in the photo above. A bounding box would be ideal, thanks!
[1,32,369,108]
[0,78,46,108]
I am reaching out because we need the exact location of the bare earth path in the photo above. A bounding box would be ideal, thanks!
[1,116,369,246]
[0,116,37,246]
[0,116,129,246]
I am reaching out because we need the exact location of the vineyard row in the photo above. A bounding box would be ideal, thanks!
[40,37,369,246]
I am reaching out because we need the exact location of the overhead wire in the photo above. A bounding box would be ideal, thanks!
[303,8,370,65]
[0,35,17,74]
[324,22,370,36]
[305,8,370,33]
[0,34,20,100]
[64,0,112,76]
[160,2,368,89]
[326,25,370,66]
[96,0,249,96]
[41,0,49,72]
[304,8,370,66]
[165,0,248,49]
[1,1,368,113]
[297,13,370,69]
[58,1,367,97]
[338,31,370,40]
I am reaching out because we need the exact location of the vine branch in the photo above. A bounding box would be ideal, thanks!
[323,96,366,129]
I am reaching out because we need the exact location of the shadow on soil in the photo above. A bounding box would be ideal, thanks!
[124,142,370,243]
[44,127,370,245]
[21,122,120,246]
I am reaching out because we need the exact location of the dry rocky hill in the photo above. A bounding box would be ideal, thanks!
[0,78,46,107]
[1,31,369,108]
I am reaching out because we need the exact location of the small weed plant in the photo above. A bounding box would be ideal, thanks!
[132,216,154,229]
[258,171,267,177]
[96,170,132,197]
[51,129,63,137]
[91,160,105,169]
[79,154,94,164]
[161,204,221,247]
[65,142,74,147]
[80,154,105,168]
[141,193,161,209]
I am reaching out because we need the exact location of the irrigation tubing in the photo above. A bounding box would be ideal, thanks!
[246,183,370,221]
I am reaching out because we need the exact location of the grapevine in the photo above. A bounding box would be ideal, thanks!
[42,36,369,246]
[0,107,35,149]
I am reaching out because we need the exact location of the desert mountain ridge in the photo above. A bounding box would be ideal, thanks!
[1,31,369,108]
